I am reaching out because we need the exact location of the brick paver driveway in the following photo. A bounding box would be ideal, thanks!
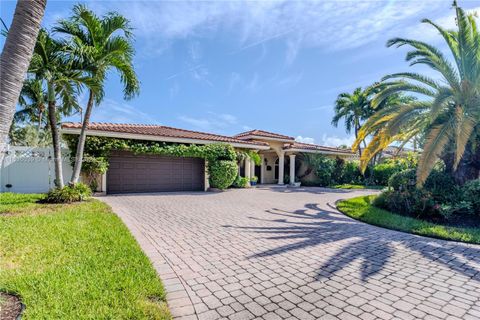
[102,187,480,320]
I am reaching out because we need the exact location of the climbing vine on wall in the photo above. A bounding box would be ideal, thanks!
[63,135,239,189]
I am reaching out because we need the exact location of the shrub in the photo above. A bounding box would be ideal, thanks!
[332,158,345,183]
[462,179,480,214]
[205,143,237,161]
[372,191,389,209]
[313,156,336,186]
[232,175,249,188]
[372,162,403,186]
[424,170,460,204]
[44,183,92,203]
[378,189,436,218]
[208,160,238,190]
[388,169,416,191]
[341,161,364,184]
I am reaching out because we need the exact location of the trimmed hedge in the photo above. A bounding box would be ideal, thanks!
[209,160,237,190]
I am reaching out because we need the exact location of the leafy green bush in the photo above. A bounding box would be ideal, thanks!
[376,189,436,218]
[388,169,416,191]
[232,175,249,188]
[341,161,364,184]
[373,162,403,186]
[462,179,480,214]
[424,170,460,204]
[313,156,336,186]
[44,183,92,203]
[372,191,389,209]
[208,160,238,190]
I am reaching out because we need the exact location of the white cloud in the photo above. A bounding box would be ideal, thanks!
[403,6,480,43]
[117,0,449,54]
[321,134,355,148]
[88,99,159,124]
[178,112,238,131]
[295,136,315,144]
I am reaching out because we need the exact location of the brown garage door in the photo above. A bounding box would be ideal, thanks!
[107,151,205,194]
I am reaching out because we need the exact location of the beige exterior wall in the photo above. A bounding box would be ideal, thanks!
[262,152,279,184]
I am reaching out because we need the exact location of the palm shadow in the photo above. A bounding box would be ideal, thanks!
[229,202,480,282]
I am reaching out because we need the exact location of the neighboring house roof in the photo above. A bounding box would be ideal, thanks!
[284,142,353,155]
[61,122,269,149]
[234,129,295,141]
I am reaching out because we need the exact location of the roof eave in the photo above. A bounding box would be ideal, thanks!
[237,135,294,143]
[285,148,353,156]
[61,128,270,150]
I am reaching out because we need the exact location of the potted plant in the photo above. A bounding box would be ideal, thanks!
[250,176,258,186]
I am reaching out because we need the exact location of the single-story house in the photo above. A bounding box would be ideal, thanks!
[61,122,353,194]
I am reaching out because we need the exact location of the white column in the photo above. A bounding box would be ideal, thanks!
[260,154,265,184]
[250,159,255,178]
[289,154,296,185]
[245,156,251,181]
[278,152,285,185]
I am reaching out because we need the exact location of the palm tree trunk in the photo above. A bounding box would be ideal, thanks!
[70,90,94,184]
[354,125,362,157]
[47,93,64,188]
[0,0,46,163]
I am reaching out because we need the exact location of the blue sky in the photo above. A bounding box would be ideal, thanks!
[2,0,480,146]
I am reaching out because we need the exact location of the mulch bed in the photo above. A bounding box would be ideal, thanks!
[0,293,23,320]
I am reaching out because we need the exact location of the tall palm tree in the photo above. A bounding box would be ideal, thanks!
[28,29,93,188]
[354,1,480,186]
[0,0,46,163]
[55,4,140,184]
[332,87,376,156]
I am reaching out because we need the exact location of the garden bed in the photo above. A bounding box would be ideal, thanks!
[0,193,171,319]
[337,195,480,244]
[0,293,23,320]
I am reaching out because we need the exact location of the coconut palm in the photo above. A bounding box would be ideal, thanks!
[355,1,480,186]
[28,29,94,188]
[54,4,139,184]
[0,0,46,163]
[332,87,375,156]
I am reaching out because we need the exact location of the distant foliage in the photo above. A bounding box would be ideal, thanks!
[300,154,365,186]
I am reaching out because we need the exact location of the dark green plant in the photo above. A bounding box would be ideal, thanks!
[44,183,92,203]
[209,160,237,190]
[462,179,480,214]
[373,162,403,186]
[232,175,249,188]
[340,161,364,184]
[388,169,416,191]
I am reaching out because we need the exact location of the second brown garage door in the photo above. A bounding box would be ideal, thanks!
[107,151,205,194]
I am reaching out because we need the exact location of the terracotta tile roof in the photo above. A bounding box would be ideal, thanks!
[234,129,294,141]
[61,122,268,147]
[285,142,353,155]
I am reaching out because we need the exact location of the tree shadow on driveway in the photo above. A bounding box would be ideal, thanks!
[230,202,480,282]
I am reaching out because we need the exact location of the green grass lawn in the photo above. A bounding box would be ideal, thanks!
[0,193,170,319]
[337,195,480,244]
[331,184,384,190]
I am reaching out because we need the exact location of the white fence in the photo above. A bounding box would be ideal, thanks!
[1,146,73,193]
